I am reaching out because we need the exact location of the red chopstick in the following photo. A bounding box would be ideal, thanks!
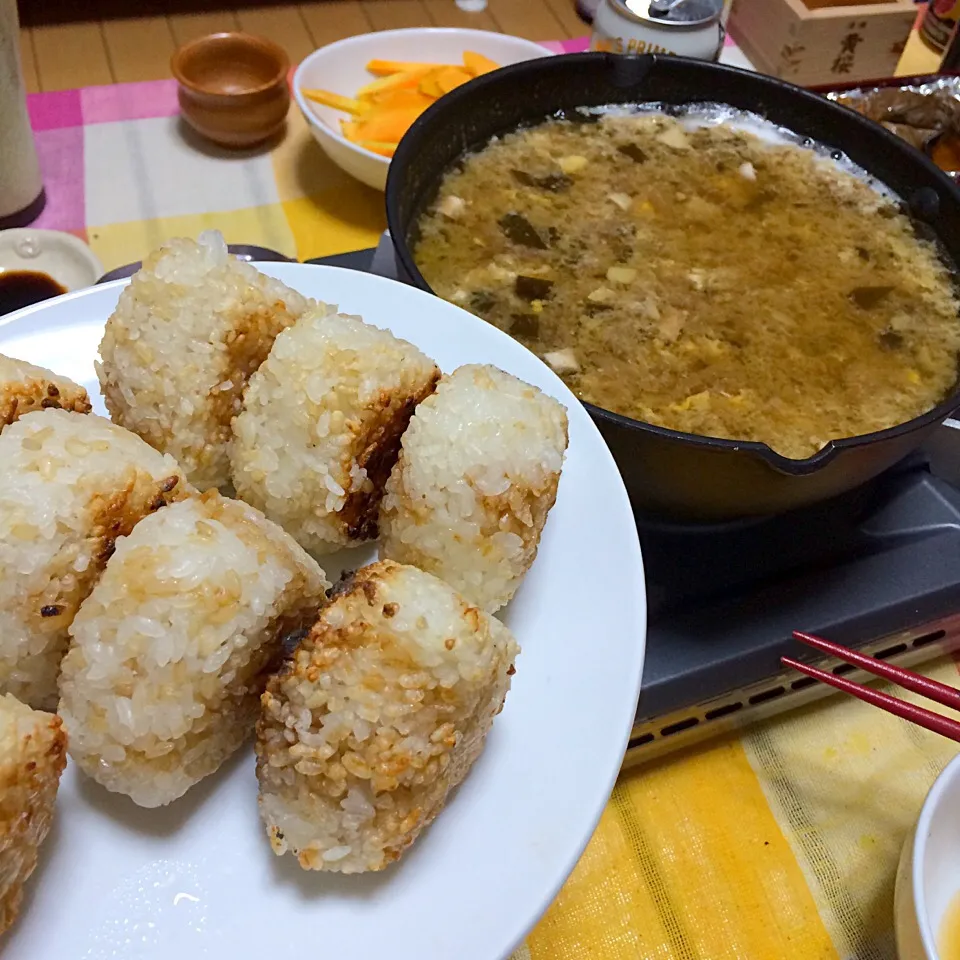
[792,630,960,711]
[781,631,960,744]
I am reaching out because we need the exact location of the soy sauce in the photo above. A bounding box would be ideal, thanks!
[0,271,66,315]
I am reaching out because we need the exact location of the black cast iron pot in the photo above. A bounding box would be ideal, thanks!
[385,52,960,522]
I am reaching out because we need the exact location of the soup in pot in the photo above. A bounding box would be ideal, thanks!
[414,109,960,459]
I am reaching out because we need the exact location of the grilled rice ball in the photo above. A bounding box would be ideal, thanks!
[0,354,91,431]
[0,410,190,710]
[231,309,440,554]
[97,231,312,491]
[0,694,66,937]
[59,492,329,808]
[380,364,568,612]
[256,559,519,873]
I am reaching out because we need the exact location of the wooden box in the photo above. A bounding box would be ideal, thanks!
[727,0,918,87]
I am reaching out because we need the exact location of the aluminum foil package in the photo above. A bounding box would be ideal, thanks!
[813,73,960,181]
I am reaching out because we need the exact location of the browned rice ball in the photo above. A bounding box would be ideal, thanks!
[0,694,66,937]
[0,354,91,431]
[256,560,519,873]
[97,232,312,491]
[59,491,329,808]
[0,410,191,711]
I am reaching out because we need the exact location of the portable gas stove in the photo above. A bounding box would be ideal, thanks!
[312,243,960,770]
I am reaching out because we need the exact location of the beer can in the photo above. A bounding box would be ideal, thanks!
[590,0,725,62]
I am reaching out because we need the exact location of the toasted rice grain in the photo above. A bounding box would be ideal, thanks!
[97,231,313,491]
[0,694,66,936]
[256,560,518,873]
[380,364,568,612]
[0,354,91,431]
[0,410,190,710]
[231,309,440,554]
[59,492,329,807]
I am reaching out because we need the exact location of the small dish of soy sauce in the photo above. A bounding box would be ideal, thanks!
[0,270,66,315]
[0,229,103,317]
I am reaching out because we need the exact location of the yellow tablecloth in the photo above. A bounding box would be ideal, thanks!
[519,656,959,960]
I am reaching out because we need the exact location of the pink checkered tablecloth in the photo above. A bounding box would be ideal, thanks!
[24,76,386,272]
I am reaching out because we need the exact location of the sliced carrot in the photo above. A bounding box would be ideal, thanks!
[306,52,500,153]
[356,68,432,98]
[358,140,397,158]
[419,73,444,98]
[366,58,456,76]
[302,89,365,115]
[356,104,429,142]
[373,88,435,112]
[463,51,499,76]
[435,66,472,94]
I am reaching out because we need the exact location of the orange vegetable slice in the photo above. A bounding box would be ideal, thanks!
[435,67,472,94]
[463,51,499,76]
[356,68,432,98]
[366,59,457,76]
[419,74,444,98]
[356,104,429,142]
[302,89,365,115]
[374,89,435,112]
[318,53,501,152]
[358,140,397,158]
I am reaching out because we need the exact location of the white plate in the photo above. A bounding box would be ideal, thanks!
[0,264,646,960]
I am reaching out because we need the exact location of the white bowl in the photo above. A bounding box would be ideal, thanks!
[0,229,102,291]
[293,28,552,191]
[895,753,960,960]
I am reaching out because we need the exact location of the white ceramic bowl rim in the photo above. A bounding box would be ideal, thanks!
[913,752,960,955]
[292,28,551,167]
[0,228,103,291]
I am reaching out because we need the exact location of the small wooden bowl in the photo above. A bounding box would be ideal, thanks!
[171,32,290,148]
